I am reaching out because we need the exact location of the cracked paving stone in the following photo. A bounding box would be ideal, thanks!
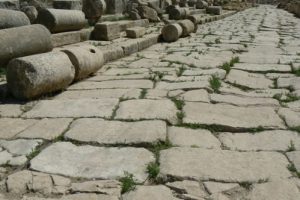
[30,142,154,182]
[219,130,300,151]
[286,151,300,171]
[278,108,300,127]
[67,80,153,90]
[17,118,73,140]
[246,179,300,200]
[0,118,38,139]
[203,182,239,194]
[22,99,119,118]
[0,139,42,156]
[232,63,291,73]
[65,119,166,145]
[210,93,279,107]
[156,81,210,91]
[226,69,273,89]
[54,89,141,100]
[168,127,221,148]
[122,185,179,200]
[160,147,291,182]
[115,99,178,124]
[183,102,285,130]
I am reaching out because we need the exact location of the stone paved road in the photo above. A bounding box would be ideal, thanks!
[1,5,300,200]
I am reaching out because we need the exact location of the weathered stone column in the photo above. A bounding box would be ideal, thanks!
[36,8,86,33]
[206,6,222,15]
[161,23,183,42]
[0,9,30,29]
[6,52,75,100]
[0,0,19,10]
[21,6,38,23]
[169,6,190,20]
[0,24,53,66]
[61,44,104,81]
[178,19,195,36]
[53,0,82,10]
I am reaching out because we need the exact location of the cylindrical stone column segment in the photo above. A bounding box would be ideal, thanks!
[161,23,183,42]
[187,14,204,24]
[53,0,82,10]
[21,6,38,24]
[0,9,30,29]
[206,6,222,15]
[178,19,195,36]
[36,8,86,33]
[0,24,53,67]
[61,44,105,81]
[169,7,190,20]
[6,51,75,100]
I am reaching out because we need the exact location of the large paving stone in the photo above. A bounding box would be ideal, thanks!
[287,100,300,112]
[219,130,300,151]
[278,108,300,127]
[115,99,178,124]
[180,89,210,102]
[226,69,273,89]
[54,89,141,100]
[23,99,119,118]
[17,118,73,140]
[0,139,42,156]
[65,119,166,145]
[160,148,291,182]
[30,142,154,182]
[0,104,23,117]
[0,118,38,139]
[122,185,179,200]
[156,81,210,91]
[277,77,300,90]
[68,80,153,90]
[210,94,279,107]
[246,179,300,200]
[286,151,300,171]
[203,182,239,194]
[183,102,285,130]
[168,127,221,148]
[233,63,291,73]
[166,180,207,199]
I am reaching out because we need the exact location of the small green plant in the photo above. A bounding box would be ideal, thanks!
[147,162,160,179]
[230,57,240,66]
[221,62,231,74]
[176,65,186,77]
[215,38,221,44]
[170,97,185,110]
[119,172,136,194]
[239,181,252,190]
[26,149,41,160]
[292,69,300,77]
[287,140,296,152]
[177,111,185,125]
[139,89,147,99]
[150,140,173,162]
[209,75,222,93]
[287,163,297,173]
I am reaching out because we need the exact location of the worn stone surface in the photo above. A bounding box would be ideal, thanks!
[115,99,178,124]
[203,182,239,194]
[278,108,300,127]
[30,142,154,182]
[180,89,210,102]
[168,127,221,148]
[166,180,207,199]
[70,180,121,196]
[219,130,300,151]
[183,102,285,130]
[160,147,291,182]
[23,99,119,118]
[287,151,300,171]
[0,118,38,139]
[0,139,42,156]
[233,63,291,73]
[65,119,166,144]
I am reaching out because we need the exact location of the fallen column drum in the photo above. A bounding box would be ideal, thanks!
[36,8,86,33]
[0,24,53,67]
[6,51,75,100]
[161,23,183,42]
[0,9,30,29]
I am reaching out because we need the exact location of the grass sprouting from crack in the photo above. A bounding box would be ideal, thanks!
[119,172,136,194]
[209,75,222,93]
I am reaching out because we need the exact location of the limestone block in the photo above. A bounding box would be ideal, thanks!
[126,27,146,38]
[93,22,120,41]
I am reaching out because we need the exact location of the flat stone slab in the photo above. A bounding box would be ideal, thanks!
[0,139,42,156]
[54,89,141,100]
[160,148,291,182]
[17,118,73,140]
[0,118,38,139]
[115,99,178,124]
[168,127,221,149]
[210,94,279,107]
[203,182,239,194]
[246,179,300,200]
[0,104,23,117]
[180,89,210,102]
[68,80,153,90]
[287,100,300,112]
[183,102,285,130]
[277,77,300,90]
[232,63,291,73]
[226,69,273,89]
[219,130,300,151]
[65,119,166,145]
[30,142,154,182]
[286,151,300,171]
[122,185,179,200]
[23,99,119,118]
[156,81,210,91]
[278,108,300,127]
